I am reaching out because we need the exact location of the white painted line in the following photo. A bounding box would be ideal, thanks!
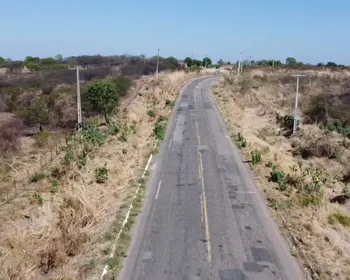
[168,139,172,149]
[100,146,156,279]
[155,180,162,200]
[235,191,256,195]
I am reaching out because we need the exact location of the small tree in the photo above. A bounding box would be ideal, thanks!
[86,80,118,123]
[55,54,63,63]
[184,57,193,67]
[202,57,212,67]
[112,76,132,96]
[286,57,297,66]
[0,56,5,64]
[217,59,224,66]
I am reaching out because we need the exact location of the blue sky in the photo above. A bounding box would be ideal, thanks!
[1,0,349,64]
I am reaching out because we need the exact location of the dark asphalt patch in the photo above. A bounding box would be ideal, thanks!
[219,269,246,280]
[251,247,272,262]
[243,262,263,272]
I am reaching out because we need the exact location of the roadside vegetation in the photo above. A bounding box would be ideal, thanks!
[214,67,350,279]
[0,64,203,279]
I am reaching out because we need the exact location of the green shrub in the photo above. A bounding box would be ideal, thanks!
[328,212,350,227]
[30,172,45,183]
[82,124,106,146]
[271,166,287,191]
[107,122,120,135]
[327,121,350,138]
[64,150,74,165]
[111,76,132,96]
[33,131,51,148]
[236,132,247,148]
[50,179,59,194]
[251,150,262,165]
[85,80,119,123]
[165,99,175,108]
[33,192,43,206]
[154,116,167,141]
[281,115,296,131]
[96,164,108,183]
[147,110,156,118]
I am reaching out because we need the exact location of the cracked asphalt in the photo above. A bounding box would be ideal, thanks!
[119,77,305,280]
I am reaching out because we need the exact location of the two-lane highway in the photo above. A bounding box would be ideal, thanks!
[119,77,305,280]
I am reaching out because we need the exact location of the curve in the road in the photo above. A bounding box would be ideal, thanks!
[119,77,305,280]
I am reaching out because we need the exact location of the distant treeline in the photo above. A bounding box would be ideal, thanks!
[0,54,183,74]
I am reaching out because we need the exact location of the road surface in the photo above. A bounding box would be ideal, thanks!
[119,77,305,280]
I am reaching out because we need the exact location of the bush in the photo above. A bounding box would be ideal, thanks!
[165,99,175,108]
[328,212,350,227]
[304,94,328,125]
[147,110,156,118]
[85,80,119,123]
[236,132,247,148]
[271,166,287,191]
[112,76,133,96]
[30,172,46,183]
[327,121,350,138]
[154,116,167,141]
[96,164,108,183]
[18,99,49,128]
[82,124,107,146]
[0,119,22,157]
[251,150,262,165]
[33,131,51,148]
[33,192,44,206]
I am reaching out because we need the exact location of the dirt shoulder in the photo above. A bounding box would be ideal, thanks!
[213,69,350,280]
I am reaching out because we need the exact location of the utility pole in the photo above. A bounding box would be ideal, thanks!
[156,48,161,77]
[248,56,252,66]
[292,74,306,135]
[76,66,82,131]
[272,60,275,67]
[238,52,244,73]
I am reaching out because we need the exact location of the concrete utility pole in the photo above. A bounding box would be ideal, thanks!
[248,56,252,66]
[156,48,161,77]
[76,66,82,131]
[292,74,306,135]
[239,52,244,73]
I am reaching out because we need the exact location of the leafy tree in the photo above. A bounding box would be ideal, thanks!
[41,57,56,65]
[285,57,297,66]
[55,54,63,62]
[227,61,231,65]
[217,59,224,66]
[296,62,304,66]
[18,100,49,130]
[112,76,133,96]
[274,60,282,66]
[0,56,5,64]
[184,57,193,67]
[163,56,180,70]
[326,62,337,67]
[86,80,119,123]
[202,57,212,67]
[192,59,202,67]
[317,63,324,67]
[26,63,41,72]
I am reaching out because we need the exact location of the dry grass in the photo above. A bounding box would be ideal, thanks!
[214,68,350,279]
[0,71,204,279]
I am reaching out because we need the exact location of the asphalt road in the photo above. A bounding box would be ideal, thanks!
[119,77,305,280]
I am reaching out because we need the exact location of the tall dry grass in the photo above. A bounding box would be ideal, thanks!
[0,70,203,279]
[214,68,350,280]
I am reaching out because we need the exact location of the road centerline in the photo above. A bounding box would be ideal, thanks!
[195,117,212,265]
